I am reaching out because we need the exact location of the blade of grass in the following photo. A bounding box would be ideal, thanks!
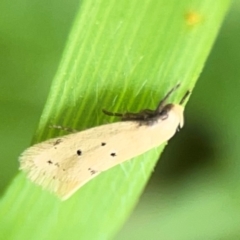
[0,0,230,239]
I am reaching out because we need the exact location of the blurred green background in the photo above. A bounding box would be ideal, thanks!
[0,0,239,239]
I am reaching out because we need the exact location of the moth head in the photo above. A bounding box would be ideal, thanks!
[158,104,184,128]
[171,104,184,128]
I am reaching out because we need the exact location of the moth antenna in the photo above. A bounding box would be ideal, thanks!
[156,83,181,112]
[179,90,191,105]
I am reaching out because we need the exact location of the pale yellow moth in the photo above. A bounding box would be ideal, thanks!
[19,84,190,200]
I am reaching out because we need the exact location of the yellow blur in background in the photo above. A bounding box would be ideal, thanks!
[0,1,239,239]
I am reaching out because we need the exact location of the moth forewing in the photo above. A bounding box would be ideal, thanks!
[19,85,189,200]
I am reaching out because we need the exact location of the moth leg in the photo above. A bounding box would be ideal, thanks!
[156,83,180,112]
[102,109,124,117]
[138,109,156,117]
[121,109,156,120]
[121,112,143,120]
[49,125,78,133]
[138,109,155,114]
[102,109,142,120]
[103,108,156,121]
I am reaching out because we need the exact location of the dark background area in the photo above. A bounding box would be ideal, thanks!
[0,0,239,239]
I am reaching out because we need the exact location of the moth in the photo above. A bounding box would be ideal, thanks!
[19,84,190,200]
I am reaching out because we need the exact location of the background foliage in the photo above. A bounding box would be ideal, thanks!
[0,0,238,239]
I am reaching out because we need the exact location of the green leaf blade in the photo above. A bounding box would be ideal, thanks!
[0,0,230,239]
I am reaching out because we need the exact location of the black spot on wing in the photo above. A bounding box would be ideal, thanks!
[110,152,116,157]
[101,142,106,146]
[47,160,60,168]
[88,168,97,175]
[77,150,82,156]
